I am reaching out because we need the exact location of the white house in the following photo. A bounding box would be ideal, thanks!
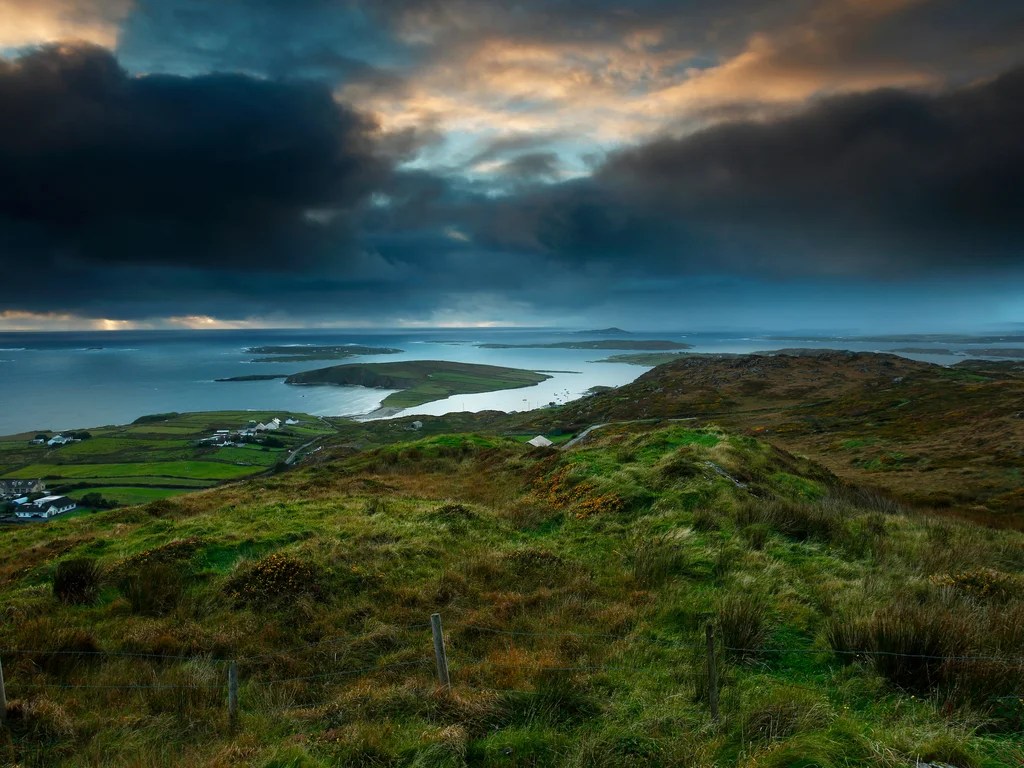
[264,418,281,431]
[527,435,554,448]
[285,418,300,425]
[47,435,71,446]
[16,495,77,519]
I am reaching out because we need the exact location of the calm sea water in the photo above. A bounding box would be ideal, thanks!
[0,328,1016,435]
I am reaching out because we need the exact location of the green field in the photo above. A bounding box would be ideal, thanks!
[0,411,333,509]
[4,460,263,480]
[66,486,189,505]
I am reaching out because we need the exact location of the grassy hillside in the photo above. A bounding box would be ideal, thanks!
[510,351,1024,527]
[285,360,551,408]
[1,424,1021,766]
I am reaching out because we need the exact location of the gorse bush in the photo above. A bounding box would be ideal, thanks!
[52,558,102,605]
[929,568,1015,602]
[225,553,324,607]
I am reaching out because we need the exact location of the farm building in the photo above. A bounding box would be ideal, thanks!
[16,495,77,519]
[527,435,554,448]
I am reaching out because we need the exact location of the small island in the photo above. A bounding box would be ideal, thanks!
[477,339,691,351]
[573,327,631,335]
[246,344,402,363]
[284,360,551,408]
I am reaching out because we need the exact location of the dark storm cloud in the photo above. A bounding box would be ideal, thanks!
[0,43,387,281]
[465,66,1024,278]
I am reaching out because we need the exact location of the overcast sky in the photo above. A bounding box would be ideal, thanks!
[1,0,1022,331]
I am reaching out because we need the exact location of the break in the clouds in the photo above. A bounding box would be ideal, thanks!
[0,1,1022,329]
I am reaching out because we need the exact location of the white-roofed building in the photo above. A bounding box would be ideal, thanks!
[16,495,77,519]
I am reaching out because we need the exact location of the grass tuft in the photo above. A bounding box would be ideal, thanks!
[52,558,102,605]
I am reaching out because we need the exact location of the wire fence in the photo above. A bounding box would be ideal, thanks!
[1,613,1022,751]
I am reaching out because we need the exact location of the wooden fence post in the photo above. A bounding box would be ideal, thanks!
[227,660,238,732]
[0,655,7,726]
[431,613,451,690]
[706,623,719,724]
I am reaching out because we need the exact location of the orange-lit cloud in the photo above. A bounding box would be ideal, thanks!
[351,0,942,168]
[0,0,132,48]
[0,310,146,331]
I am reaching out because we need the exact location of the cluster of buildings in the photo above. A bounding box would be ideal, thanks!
[13,495,78,519]
[198,417,300,446]
[1,481,78,520]
[28,434,79,446]
[0,479,45,499]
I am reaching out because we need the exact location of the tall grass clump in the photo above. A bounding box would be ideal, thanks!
[827,594,1024,727]
[733,500,843,543]
[718,592,771,661]
[52,558,102,605]
[118,562,185,616]
[631,532,689,587]
[828,598,971,692]
[741,686,830,743]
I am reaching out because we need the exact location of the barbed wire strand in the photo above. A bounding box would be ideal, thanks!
[723,646,1024,665]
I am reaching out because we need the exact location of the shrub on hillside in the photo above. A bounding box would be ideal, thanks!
[52,558,102,605]
[718,592,771,661]
[225,552,324,608]
[929,568,1015,602]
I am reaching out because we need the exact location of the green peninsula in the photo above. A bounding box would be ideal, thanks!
[477,339,691,350]
[246,344,402,363]
[285,360,551,408]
